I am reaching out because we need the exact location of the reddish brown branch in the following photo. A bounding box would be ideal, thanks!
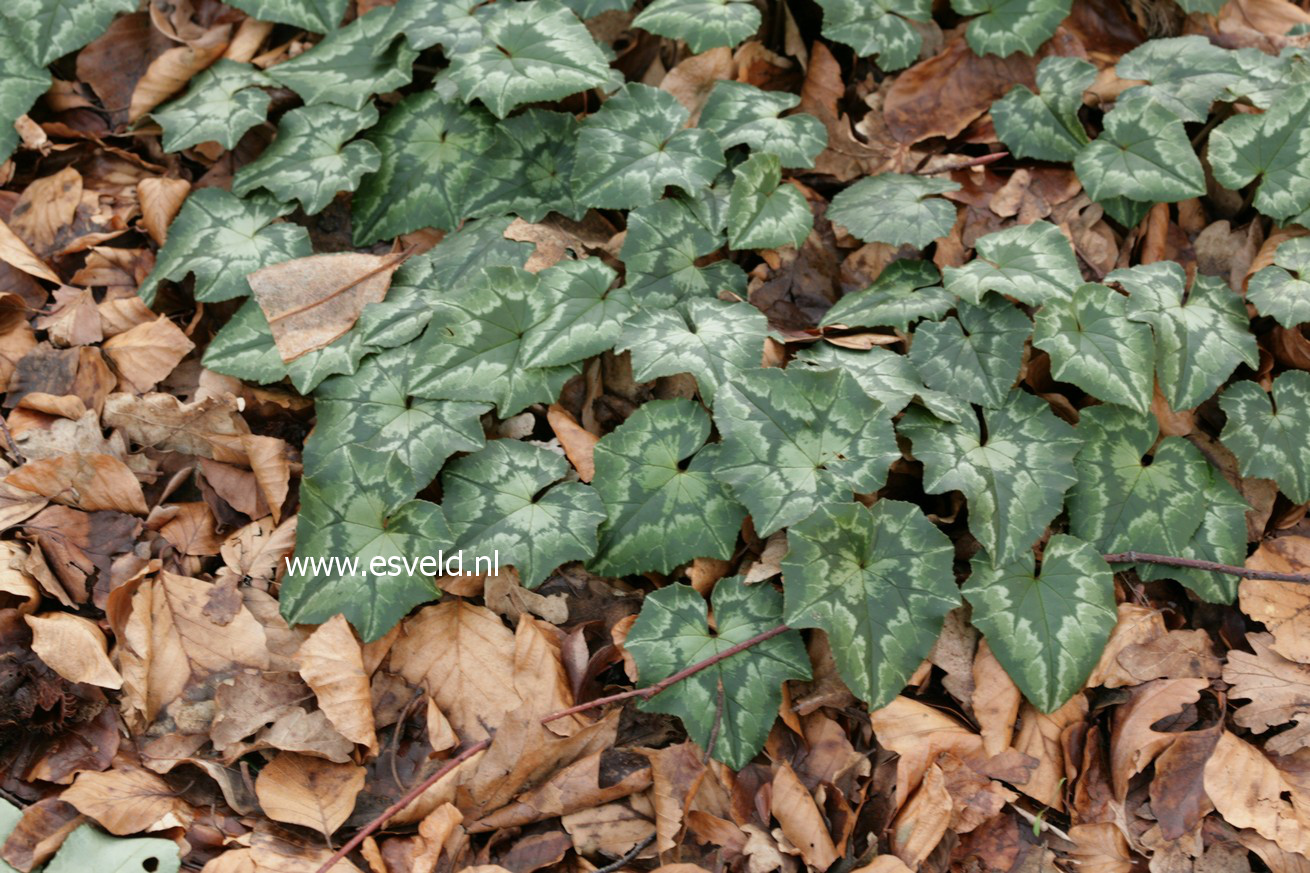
[1104,551,1310,584]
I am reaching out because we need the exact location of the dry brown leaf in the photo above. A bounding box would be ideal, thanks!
[659,47,734,122]
[34,287,102,347]
[249,251,408,363]
[484,567,568,626]
[128,24,229,122]
[250,821,364,873]
[547,404,597,482]
[61,768,193,835]
[852,857,915,873]
[217,515,297,588]
[137,177,190,245]
[514,614,587,733]
[296,614,377,750]
[25,612,121,689]
[937,752,1016,834]
[1011,694,1086,811]
[1242,537,1310,664]
[1113,629,1223,684]
[0,798,84,872]
[1226,632,1310,755]
[4,453,147,514]
[254,752,365,837]
[1067,823,1135,873]
[199,849,256,873]
[101,315,195,393]
[1108,677,1206,799]
[890,761,951,868]
[15,392,87,419]
[473,747,652,832]
[158,502,223,556]
[242,434,290,522]
[9,168,82,256]
[1204,731,1310,855]
[102,392,250,461]
[426,697,458,753]
[871,695,984,811]
[972,639,1021,757]
[771,761,839,869]
[0,217,60,283]
[1085,603,1170,688]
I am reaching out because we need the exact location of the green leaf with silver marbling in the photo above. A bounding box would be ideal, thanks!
[1209,82,1310,223]
[827,174,960,248]
[392,0,484,51]
[620,195,745,307]
[1074,101,1206,204]
[590,399,745,575]
[821,261,951,330]
[964,534,1116,712]
[726,153,812,251]
[793,344,964,421]
[899,392,1082,566]
[223,0,347,31]
[0,21,51,163]
[813,0,930,70]
[441,440,606,588]
[943,220,1080,306]
[952,0,1070,57]
[1114,36,1244,123]
[470,110,584,222]
[151,60,271,153]
[1220,371,1310,504]
[713,367,898,537]
[783,500,957,708]
[1247,237,1310,329]
[697,81,827,169]
[519,259,631,368]
[626,578,809,768]
[992,56,1095,162]
[1133,462,1245,603]
[1,0,137,66]
[631,0,762,53]
[909,295,1031,408]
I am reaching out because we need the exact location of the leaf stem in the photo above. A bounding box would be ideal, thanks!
[1102,550,1310,584]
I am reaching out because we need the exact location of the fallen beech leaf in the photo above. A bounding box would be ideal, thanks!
[972,639,1021,757]
[4,453,147,514]
[250,820,364,873]
[34,287,102,348]
[1067,823,1134,873]
[103,392,249,463]
[890,762,950,868]
[871,696,984,811]
[102,316,196,393]
[547,404,597,482]
[158,502,223,556]
[137,177,191,246]
[1109,678,1207,799]
[242,434,290,523]
[771,761,839,869]
[25,612,122,689]
[9,168,82,257]
[296,615,376,750]
[254,752,365,837]
[1012,695,1086,810]
[0,217,59,283]
[128,25,230,122]
[1204,731,1310,855]
[248,251,408,363]
[0,797,84,872]
[61,769,193,835]
[15,392,87,419]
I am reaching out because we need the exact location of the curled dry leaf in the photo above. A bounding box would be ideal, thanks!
[25,612,122,689]
[0,217,60,284]
[136,177,191,246]
[296,614,377,750]
[4,453,147,514]
[1242,537,1310,664]
[1225,633,1310,755]
[249,251,408,363]
[128,24,230,122]
[9,168,82,257]
[34,287,103,347]
[254,752,365,837]
[547,404,597,482]
[61,768,193,835]
[0,798,85,872]
[771,761,839,869]
[103,391,249,463]
[1204,731,1310,855]
[101,316,195,394]
[890,761,951,869]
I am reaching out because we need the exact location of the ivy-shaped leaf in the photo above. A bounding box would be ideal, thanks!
[352,93,495,246]
[1,0,137,66]
[1112,262,1258,410]
[0,21,51,163]
[471,109,585,222]
[590,398,745,575]
[519,259,631,368]
[441,440,606,587]
[713,367,898,537]
[782,500,957,708]
[1114,36,1243,123]
[793,344,964,421]
[964,534,1116,713]
[266,5,417,111]
[410,266,583,416]
[305,346,490,496]
[202,298,290,385]
[620,195,745,307]
[560,0,634,15]
[137,190,311,306]
[617,299,770,406]
[943,220,1080,306]
[909,296,1031,408]
[951,0,1070,58]
[813,0,930,70]
[572,84,725,210]
[280,447,451,642]
[631,0,762,53]
[697,81,827,169]
[899,392,1082,565]
[393,0,484,52]
[1135,463,1245,603]
[1222,45,1310,110]
[150,60,271,153]
[726,154,813,251]
[1209,82,1310,223]
[992,56,1095,162]
[1032,282,1155,413]
[827,174,960,248]
[448,0,614,118]
[626,578,809,768]
[1074,101,1206,204]
[224,0,348,31]
[1246,236,1310,328]
[232,103,380,215]
[1220,372,1310,504]
[821,260,951,330]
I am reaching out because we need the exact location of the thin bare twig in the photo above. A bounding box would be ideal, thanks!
[1103,551,1310,585]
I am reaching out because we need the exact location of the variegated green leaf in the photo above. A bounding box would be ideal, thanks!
[951,0,1070,57]
[232,103,380,215]
[821,260,951,330]
[626,578,809,768]
[150,60,271,152]
[1134,463,1245,603]
[713,367,898,537]
[827,174,960,248]
[572,84,725,209]
[620,195,745,307]
[1209,82,1310,223]
[899,392,1082,565]
[617,299,768,406]
[519,259,631,368]
[1032,283,1155,413]
[410,266,583,416]
[0,21,51,163]
[448,0,614,118]
[137,189,310,306]
[281,446,450,642]
[42,820,181,873]
[202,298,289,385]
[393,0,484,51]
[352,93,496,245]
[441,440,606,587]
[1220,372,1310,504]
[1113,262,1257,410]
[1114,36,1243,123]
[726,154,812,251]
[964,534,1116,712]
[631,0,761,53]
[560,0,634,15]
[909,296,1031,408]
[782,500,957,708]
[1246,236,1310,328]
[1,0,136,66]
[813,0,930,69]
[696,81,827,169]
[943,220,1080,306]
[1175,0,1223,11]
[590,398,745,575]
[224,0,348,31]
[471,110,584,222]
[1222,46,1310,109]
[1074,101,1206,204]
[992,56,1095,162]
[306,346,490,496]
[793,344,964,421]
[266,6,417,111]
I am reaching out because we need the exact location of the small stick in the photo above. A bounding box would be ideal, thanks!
[1103,551,1310,585]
